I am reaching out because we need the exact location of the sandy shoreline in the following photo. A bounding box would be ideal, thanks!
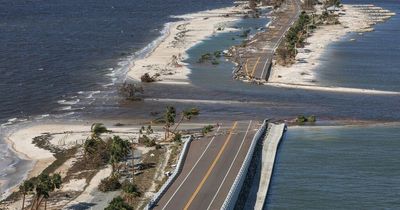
[266,82,400,95]
[1,1,398,208]
[1,122,161,208]
[1,124,90,200]
[127,3,248,85]
[269,4,396,88]
[0,4,253,196]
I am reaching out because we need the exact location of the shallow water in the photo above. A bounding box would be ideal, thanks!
[317,0,400,91]
[266,124,400,209]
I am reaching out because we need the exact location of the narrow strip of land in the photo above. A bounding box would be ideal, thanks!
[240,0,302,81]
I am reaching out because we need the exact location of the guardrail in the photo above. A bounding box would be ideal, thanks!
[221,119,268,210]
[146,135,193,209]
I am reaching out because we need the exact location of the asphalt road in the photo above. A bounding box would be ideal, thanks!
[153,121,260,210]
[248,0,302,80]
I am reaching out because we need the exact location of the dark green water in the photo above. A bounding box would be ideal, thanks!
[266,125,400,209]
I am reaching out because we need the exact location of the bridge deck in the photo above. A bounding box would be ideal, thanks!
[153,121,260,210]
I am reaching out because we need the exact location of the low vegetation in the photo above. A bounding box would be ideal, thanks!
[325,0,341,8]
[202,125,214,135]
[19,173,62,210]
[277,0,342,65]
[118,82,144,101]
[277,12,312,65]
[198,51,223,65]
[138,135,157,147]
[105,196,133,210]
[99,175,121,192]
[15,107,203,210]
[296,115,317,124]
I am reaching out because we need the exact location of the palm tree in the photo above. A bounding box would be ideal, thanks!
[30,174,62,210]
[84,123,109,163]
[146,125,153,135]
[90,123,109,139]
[109,136,131,174]
[172,108,199,134]
[122,180,140,204]
[19,180,34,210]
[139,126,145,139]
[164,106,176,141]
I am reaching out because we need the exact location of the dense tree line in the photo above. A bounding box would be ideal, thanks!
[277,12,311,64]
[19,173,62,210]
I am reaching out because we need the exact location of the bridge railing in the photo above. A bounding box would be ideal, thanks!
[146,135,193,209]
[221,119,268,210]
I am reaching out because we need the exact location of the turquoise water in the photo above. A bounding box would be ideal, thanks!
[266,125,400,209]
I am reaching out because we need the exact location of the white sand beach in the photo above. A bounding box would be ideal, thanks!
[267,82,400,95]
[1,122,164,208]
[269,4,395,87]
[127,3,248,85]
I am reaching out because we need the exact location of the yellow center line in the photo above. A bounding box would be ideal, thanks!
[251,56,261,77]
[183,121,238,210]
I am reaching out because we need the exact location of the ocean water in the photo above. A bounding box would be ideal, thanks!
[0,0,400,204]
[266,125,400,209]
[0,0,235,125]
[0,0,236,197]
[317,0,400,91]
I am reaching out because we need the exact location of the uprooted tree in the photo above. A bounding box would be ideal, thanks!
[118,82,144,101]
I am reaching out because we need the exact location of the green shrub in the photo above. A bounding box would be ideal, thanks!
[173,133,182,143]
[190,108,200,115]
[307,115,317,122]
[105,196,132,210]
[122,181,141,197]
[296,115,307,123]
[99,176,121,192]
[211,59,220,65]
[138,135,156,147]
[213,50,222,58]
[296,115,317,124]
[198,53,212,63]
[202,125,214,134]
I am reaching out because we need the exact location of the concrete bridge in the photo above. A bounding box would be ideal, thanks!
[147,121,286,210]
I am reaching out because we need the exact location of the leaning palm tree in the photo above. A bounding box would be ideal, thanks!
[44,174,62,210]
[19,180,34,210]
[30,173,62,210]
[90,123,109,139]
[171,108,199,134]
[164,106,176,141]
